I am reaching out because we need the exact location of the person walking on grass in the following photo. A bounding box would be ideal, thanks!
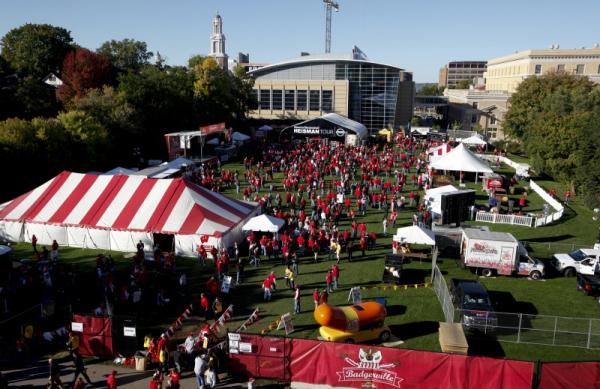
[294,285,301,314]
[326,270,333,293]
[70,352,93,387]
[332,264,340,289]
[313,288,320,309]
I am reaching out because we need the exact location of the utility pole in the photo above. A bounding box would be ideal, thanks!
[324,0,339,53]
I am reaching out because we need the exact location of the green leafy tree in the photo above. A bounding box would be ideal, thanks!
[96,39,153,73]
[503,71,598,186]
[14,75,62,119]
[452,120,463,130]
[58,110,111,169]
[188,54,205,69]
[576,106,600,209]
[417,84,442,96]
[193,57,235,123]
[1,23,74,78]
[410,117,420,127]
[452,79,472,89]
[231,66,257,122]
[59,48,114,107]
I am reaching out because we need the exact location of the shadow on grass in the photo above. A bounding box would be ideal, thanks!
[488,290,538,315]
[401,269,430,285]
[522,235,575,244]
[389,321,439,340]
[386,304,407,316]
[465,333,506,358]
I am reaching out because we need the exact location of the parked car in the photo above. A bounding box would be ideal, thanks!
[450,278,498,333]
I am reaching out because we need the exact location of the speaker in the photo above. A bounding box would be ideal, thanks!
[440,190,475,225]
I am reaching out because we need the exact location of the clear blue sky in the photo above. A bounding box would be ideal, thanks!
[1,0,598,83]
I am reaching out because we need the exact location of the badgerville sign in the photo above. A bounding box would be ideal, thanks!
[293,126,347,137]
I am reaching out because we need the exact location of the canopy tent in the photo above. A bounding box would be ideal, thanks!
[280,113,368,144]
[206,138,220,145]
[259,125,273,131]
[425,185,459,216]
[393,226,436,246]
[232,132,251,141]
[0,172,260,257]
[164,157,195,169]
[242,214,285,233]
[103,167,135,176]
[460,136,488,146]
[429,143,493,181]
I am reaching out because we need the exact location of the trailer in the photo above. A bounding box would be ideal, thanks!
[459,229,545,279]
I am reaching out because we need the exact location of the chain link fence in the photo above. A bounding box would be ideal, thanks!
[458,310,600,350]
[432,265,454,323]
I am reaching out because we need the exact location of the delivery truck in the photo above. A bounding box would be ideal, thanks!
[459,229,545,279]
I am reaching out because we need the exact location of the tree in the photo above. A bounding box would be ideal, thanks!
[231,66,257,122]
[410,117,420,127]
[14,75,62,119]
[503,71,598,186]
[417,84,442,96]
[1,23,74,78]
[58,48,113,106]
[576,106,600,209]
[96,39,153,73]
[58,110,111,169]
[453,79,472,89]
[188,54,205,69]
[193,57,235,123]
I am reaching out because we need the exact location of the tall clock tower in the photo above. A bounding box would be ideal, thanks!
[210,12,228,71]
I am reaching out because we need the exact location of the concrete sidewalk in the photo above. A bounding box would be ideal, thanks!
[3,358,250,388]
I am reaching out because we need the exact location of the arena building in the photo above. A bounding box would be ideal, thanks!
[248,46,415,135]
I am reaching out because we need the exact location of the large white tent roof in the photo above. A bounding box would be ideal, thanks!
[429,143,493,173]
[242,214,285,233]
[393,226,436,245]
[461,136,488,146]
[425,185,460,216]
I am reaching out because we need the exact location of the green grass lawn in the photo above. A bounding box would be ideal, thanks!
[5,148,600,363]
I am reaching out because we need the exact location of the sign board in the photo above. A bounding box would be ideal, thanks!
[200,122,226,136]
[228,333,241,341]
[239,342,252,353]
[277,313,294,334]
[72,322,83,332]
[221,276,232,293]
[124,326,136,337]
[349,287,362,304]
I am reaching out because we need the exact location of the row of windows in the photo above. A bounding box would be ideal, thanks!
[448,69,485,75]
[254,89,333,112]
[448,62,487,69]
[491,63,600,77]
[535,63,598,75]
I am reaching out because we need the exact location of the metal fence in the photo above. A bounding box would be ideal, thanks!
[458,310,600,350]
[432,265,455,323]
[521,241,593,260]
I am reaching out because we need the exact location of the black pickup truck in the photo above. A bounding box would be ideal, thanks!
[576,273,600,296]
[450,278,498,333]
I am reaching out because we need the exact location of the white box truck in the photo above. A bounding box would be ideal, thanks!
[460,229,545,279]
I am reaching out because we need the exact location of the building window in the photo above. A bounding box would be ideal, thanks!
[576,64,585,75]
[558,64,565,72]
[471,114,477,124]
[309,90,320,111]
[297,90,307,111]
[487,128,497,139]
[260,90,270,110]
[284,90,295,111]
[322,90,333,112]
[535,64,542,75]
[490,114,497,125]
[472,102,478,109]
[272,90,282,110]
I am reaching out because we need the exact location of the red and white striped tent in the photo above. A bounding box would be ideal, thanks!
[0,172,260,257]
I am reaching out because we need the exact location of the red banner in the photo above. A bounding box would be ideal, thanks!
[73,315,113,358]
[200,122,226,135]
[230,335,534,389]
[539,361,600,388]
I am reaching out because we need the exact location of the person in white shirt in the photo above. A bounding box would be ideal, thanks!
[194,354,207,388]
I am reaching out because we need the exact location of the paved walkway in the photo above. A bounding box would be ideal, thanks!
[3,357,249,388]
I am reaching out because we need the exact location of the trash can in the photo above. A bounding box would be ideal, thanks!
[509,186,515,195]
[42,301,55,316]
[134,351,148,371]
[508,200,514,213]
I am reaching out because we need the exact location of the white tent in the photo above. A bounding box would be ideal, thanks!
[461,136,488,146]
[259,125,273,131]
[425,185,460,216]
[103,167,135,176]
[232,132,251,141]
[242,214,285,233]
[393,226,436,245]
[429,143,493,181]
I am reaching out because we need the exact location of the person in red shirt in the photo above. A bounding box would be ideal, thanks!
[549,189,556,198]
[332,264,340,289]
[107,370,118,389]
[360,238,366,257]
[200,293,210,321]
[263,278,273,300]
[313,288,320,309]
[326,270,333,293]
[519,196,526,212]
[168,368,181,388]
[321,289,329,305]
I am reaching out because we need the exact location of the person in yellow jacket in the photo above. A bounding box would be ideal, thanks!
[285,267,296,290]
[335,240,342,263]
[67,332,79,356]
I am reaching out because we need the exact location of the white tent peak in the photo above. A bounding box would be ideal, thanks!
[429,143,493,173]
[242,214,285,233]
[393,226,436,245]
[461,136,488,146]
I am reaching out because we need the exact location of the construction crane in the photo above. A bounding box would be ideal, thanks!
[324,0,339,54]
